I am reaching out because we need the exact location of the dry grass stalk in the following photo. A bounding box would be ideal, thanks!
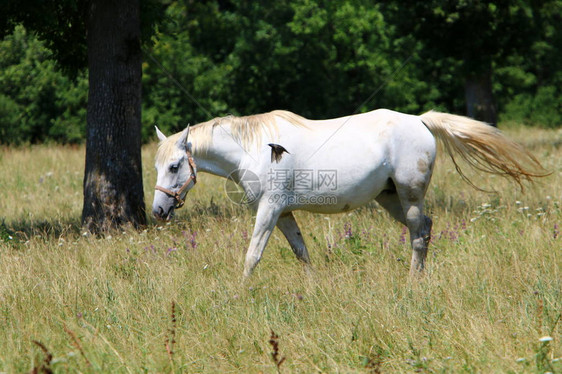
[269,329,286,373]
[164,300,177,365]
[535,292,544,335]
[364,353,382,374]
[30,340,53,374]
[64,324,91,366]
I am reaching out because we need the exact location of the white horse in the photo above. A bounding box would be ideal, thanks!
[152,109,545,277]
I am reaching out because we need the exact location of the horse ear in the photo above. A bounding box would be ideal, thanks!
[155,126,167,141]
[176,125,190,149]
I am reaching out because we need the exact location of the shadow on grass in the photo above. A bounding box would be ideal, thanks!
[172,197,250,223]
[1,218,82,246]
[0,197,247,247]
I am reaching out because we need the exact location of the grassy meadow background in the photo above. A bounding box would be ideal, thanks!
[0,126,560,373]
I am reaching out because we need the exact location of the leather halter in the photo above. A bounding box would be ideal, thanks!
[154,152,197,209]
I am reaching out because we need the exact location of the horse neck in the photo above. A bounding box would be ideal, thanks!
[190,126,247,178]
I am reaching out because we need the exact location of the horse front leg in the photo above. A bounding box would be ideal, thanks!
[243,203,283,277]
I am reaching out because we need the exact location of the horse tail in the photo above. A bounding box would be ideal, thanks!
[419,111,549,190]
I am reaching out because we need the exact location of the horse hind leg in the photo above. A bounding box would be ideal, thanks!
[376,178,432,274]
[375,179,406,224]
[276,212,311,265]
[407,206,432,275]
[395,179,433,276]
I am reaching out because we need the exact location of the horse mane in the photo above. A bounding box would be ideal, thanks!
[189,110,307,153]
[155,110,307,165]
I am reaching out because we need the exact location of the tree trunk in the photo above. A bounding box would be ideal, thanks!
[82,0,146,232]
[464,63,497,125]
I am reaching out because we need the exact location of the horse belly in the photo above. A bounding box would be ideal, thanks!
[291,169,390,214]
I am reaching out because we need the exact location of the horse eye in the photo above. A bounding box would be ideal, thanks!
[169,164,179,173]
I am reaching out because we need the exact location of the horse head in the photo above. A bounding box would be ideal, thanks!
[152,126,197,220]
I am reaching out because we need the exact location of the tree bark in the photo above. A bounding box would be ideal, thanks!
[464,63,497,125]
[82,0,146,232]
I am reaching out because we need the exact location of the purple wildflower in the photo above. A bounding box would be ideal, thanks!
[189,231,197,249]
[144,245,156,253]
[448,227,458,241]
[183,230,198,249]
[399,226,407,244]
[344,223,353,239]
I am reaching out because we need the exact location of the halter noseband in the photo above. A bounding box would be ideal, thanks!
[154,152,197,209]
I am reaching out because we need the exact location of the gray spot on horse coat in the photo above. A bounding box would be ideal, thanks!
[268,143,290,163]
[417,159,429,174]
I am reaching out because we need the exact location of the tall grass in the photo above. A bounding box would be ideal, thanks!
[0,127,560,373]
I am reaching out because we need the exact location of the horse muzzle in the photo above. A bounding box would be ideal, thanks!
[153,204,175,221]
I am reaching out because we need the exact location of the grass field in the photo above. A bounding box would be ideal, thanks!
[0,126,560,373]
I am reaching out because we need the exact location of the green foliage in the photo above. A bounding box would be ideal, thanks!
[141,0,438,137]
[494,1,562,128]
[0,0,560,145]
[0,26,87,144]
[383,0,562,123]
[0,0,88,71]
[501,86,561,128]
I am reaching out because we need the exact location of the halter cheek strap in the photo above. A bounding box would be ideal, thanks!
[154,153,197,209]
